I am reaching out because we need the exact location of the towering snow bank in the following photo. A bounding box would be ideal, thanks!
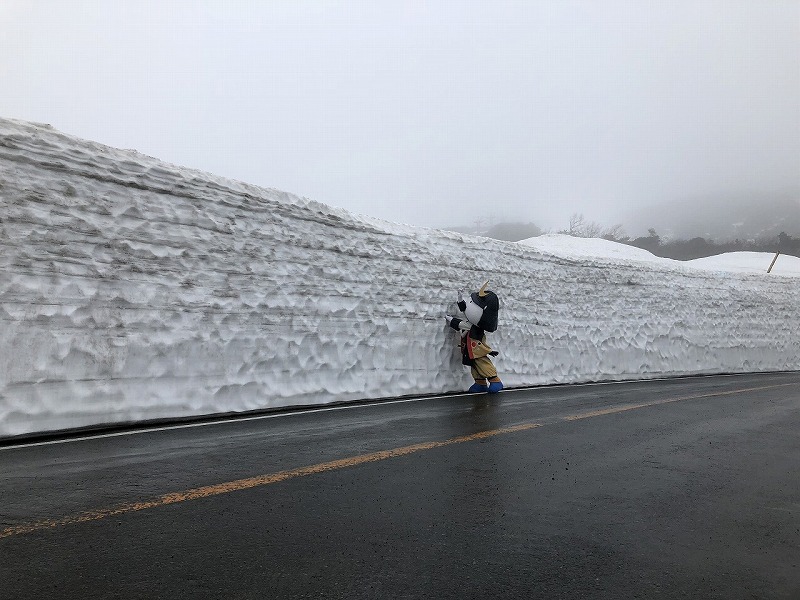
[1,119,799,437]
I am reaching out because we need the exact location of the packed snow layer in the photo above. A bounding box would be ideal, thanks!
[1,118,799,438]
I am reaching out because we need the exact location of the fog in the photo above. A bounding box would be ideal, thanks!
[2,0,798,235]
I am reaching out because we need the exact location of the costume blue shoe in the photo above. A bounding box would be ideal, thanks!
[488,381,504,394]
[468,383,490,394]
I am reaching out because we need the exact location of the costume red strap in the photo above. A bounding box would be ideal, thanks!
[466,332,479,360]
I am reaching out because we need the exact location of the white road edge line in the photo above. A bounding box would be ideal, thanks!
[0,372,774,450]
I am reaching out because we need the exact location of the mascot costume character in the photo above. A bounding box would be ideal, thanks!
[445,281,503,394]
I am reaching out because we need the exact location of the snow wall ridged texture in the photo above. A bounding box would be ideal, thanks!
[1,118,799,437]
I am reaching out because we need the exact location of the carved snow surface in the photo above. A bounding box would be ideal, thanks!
[1,118,798,437]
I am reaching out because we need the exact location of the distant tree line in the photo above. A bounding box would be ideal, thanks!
[625,230,800,261]
[449,221,543,241]
[484,221,542,241]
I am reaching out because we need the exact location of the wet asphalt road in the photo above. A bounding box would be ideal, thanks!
[1,372,799,600]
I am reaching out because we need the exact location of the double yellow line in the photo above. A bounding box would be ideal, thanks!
[1,381,795,539]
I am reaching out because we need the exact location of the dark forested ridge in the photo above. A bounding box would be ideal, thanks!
[624,230,800,261]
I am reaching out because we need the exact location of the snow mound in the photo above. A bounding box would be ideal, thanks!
[518,234,668,265]
[1,118,799,438]
[687,252,800,276]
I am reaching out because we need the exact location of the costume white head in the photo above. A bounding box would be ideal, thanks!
[464,281,499,332]
[464,296,485,326]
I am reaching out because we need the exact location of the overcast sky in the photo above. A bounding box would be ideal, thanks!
[2,1,798,233]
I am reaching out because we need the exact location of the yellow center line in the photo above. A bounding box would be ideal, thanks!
[2,380,796,539]
[0,423,540,539]
[563,382,797,421]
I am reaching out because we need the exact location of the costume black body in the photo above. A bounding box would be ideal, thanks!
[445,282,503,394]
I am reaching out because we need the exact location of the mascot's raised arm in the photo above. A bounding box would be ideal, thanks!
[444,281,503,394]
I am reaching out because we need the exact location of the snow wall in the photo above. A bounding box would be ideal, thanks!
[1,118,799,438]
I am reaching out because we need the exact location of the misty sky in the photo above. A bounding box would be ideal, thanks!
[2,1,798,233]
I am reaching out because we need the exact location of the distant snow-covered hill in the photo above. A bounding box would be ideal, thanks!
[518,234,667,265]
[519,234,800,276]
[686,252,800,276]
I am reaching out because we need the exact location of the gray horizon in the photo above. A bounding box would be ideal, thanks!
[2,0,798,235]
